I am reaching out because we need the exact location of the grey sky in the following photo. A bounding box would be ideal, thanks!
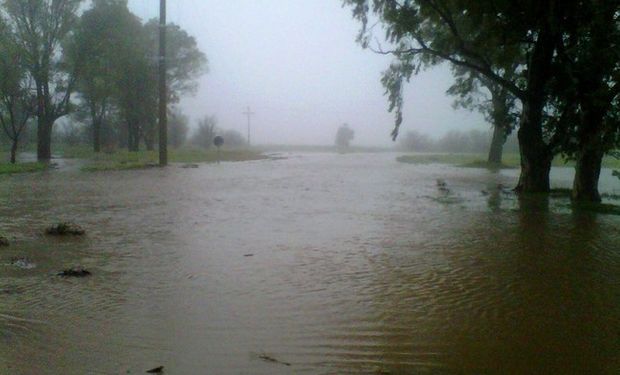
[128,0,486,146]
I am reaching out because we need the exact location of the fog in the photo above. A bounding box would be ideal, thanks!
[128,0,485,147]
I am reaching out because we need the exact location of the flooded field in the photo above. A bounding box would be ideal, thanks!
[1,153,619,374]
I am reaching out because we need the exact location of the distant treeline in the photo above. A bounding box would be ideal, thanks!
[397,129,519,154]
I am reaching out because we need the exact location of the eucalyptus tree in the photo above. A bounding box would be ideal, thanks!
[0,23,35,163]
[142,19,207,151]
[70,0,139,152]
[168,108,189,148]
[2,0,83,161]
[345,0,575,193]
[192,115,217,149]
[447,67,518,164]
[547,1,620,201]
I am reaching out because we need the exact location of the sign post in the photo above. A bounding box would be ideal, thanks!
[213,136,224,164]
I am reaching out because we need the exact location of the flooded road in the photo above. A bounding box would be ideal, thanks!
[1,153,619,374]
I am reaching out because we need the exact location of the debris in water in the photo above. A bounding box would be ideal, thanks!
[46,222,85,236]
[258,354,291,366]
[181,164,199,169]
[57,268,91,277]
[244,254,254,257]
[436,179,450,193]
[0,236,9,247]
[10,257,36,269]
[146,366,164,373]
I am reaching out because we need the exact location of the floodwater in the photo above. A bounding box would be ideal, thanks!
[1,152,619,375]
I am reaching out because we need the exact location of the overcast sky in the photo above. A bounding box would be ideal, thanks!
[127,0,486,147]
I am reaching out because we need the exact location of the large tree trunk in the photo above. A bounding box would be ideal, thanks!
[36,117,53,162]
[487,124,505,164]
[10,138,18,164]
[514,16,555,193]
[572,107,606,202]
[515,101,552,193]
[573,146,603,202]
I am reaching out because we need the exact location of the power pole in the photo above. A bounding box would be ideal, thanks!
[242,106,255,146]
[158,0,168,166]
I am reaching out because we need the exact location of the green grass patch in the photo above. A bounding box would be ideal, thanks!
[65,147,270,172]
[397,153,521,168]
[0,162,48,175]
[458,160,516,170]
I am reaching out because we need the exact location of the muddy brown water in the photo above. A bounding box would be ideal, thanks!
[1,153,619,374]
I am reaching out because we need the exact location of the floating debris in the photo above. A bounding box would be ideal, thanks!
[243,254,254,257]
[45,222,85,236]
[258,354,291,366]
[181,164,199,169]
[146,366,164,373]
[57,268,91,277]
[436,179,447,188]
[10,257,36,269]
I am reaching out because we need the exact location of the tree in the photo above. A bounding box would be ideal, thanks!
[546,2,620,202]
[110,12,153,152]
[191,115,217,149]
[0,24,35,163]
[142,19,207,150]
[398,130,433,152]
[3,0,83,161]
[221,129,247,148]
[168,108,189,148]
[345,0,575,193]
[335,123,355,148]
[70,0,137,153]
[447,67,518,164]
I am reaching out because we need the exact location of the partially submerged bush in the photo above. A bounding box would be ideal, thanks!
[45,222,85,236]
[57,268,91,277]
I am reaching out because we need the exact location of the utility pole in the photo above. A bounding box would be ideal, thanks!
[158,0,168,166]
[242,106,255,146]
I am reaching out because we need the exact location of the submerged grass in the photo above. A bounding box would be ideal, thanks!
[61,147,270,172]
[397,152,620,169]
[397,153,520,168]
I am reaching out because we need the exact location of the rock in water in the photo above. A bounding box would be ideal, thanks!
[181,164,199,169]
[57,268,91,277]
[46,222,85,236]
[0,236,9,247]
[146,366,164,373]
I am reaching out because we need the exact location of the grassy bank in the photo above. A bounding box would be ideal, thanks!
[0,162,48,175]
[397,153,620,169]
[61,147,270,172]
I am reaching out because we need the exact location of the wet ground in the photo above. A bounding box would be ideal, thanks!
[1,152,619,374]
